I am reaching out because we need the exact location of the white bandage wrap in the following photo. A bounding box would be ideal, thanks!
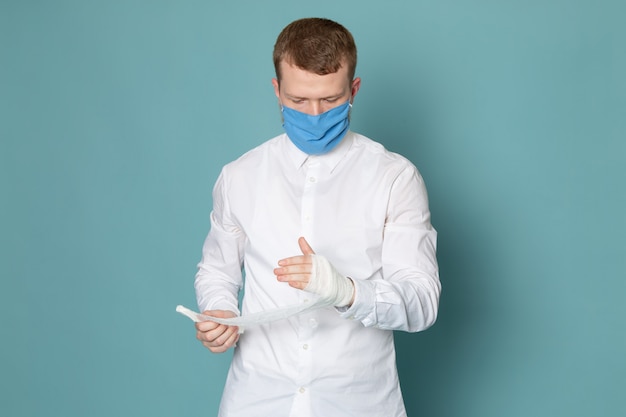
[305,254,354,307]
[175,302,328,333]
[176,255,354,330]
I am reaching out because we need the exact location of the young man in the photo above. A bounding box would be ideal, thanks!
[194,18,440,417]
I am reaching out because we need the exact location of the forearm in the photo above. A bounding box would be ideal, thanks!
[339,162,441,332]
[341,270,440,332]
[195,269,241,314]
[194,214,245,313]
[340,224,440,332]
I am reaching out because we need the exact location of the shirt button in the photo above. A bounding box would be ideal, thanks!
[299,387,306,394]
[308,177,316,183]
[309,318,318,328]
[302,344,309,350]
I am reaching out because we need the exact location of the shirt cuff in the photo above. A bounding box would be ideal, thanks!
[337,277,377,327]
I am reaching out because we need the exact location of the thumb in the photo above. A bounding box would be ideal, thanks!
[298,236,316,255]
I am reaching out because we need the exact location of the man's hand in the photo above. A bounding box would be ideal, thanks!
[274,236,316,290]
[195,310,239,353]
[274,237,355,307]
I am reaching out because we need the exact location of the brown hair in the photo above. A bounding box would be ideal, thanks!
[273,18,357,82]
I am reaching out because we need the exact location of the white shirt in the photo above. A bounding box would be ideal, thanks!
[195,131,440,417]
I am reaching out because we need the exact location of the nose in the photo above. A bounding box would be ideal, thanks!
[309,101,323,116]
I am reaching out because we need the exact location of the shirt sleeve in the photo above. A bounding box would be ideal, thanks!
[339,164,441,332]
[194,168,245,314]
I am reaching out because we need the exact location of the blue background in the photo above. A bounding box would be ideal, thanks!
[1,1,624,416]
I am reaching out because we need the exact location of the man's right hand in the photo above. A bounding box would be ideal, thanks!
[195,310,240,353]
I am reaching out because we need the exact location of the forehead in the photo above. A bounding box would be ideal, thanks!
[278,61,351,98]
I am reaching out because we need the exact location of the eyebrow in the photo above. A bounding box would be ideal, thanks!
[284,92,345,101]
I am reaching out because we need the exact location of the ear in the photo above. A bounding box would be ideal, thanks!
[271,78,280,99]
[350,77,362,101]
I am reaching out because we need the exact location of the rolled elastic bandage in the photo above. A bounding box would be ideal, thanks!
[305,254,354,307]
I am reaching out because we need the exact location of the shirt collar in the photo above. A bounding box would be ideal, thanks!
[283,131,354,173]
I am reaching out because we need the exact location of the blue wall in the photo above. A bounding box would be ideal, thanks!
[1,1,624,416]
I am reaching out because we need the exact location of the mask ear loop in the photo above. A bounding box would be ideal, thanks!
[278,100,285,123]
[348,95,353,122]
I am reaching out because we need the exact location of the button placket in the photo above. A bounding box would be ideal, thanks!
[301,160,320,236]
[294,160,321,400]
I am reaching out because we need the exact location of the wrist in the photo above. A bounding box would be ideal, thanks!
[337,276,355,307]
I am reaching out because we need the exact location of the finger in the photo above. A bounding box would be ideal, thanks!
[197,321,229,341]
[298,236,315,255]
[225,330,240,348]
[274,262,312,276]
[204,338,229,353]
[207,330,239,353]
[277,254,311,267]
[196,325,223,343]
[287,280,308,290]
[211,325,239,346]
[276,271,311,285]
[206,326,240,353]
[275,275,309,289]
[195,320,221,332]
[197,323,238,345]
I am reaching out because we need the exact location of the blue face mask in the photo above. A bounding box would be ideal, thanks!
[281,100,352,155]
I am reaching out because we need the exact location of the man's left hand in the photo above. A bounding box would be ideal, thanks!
[274,237,355,307]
